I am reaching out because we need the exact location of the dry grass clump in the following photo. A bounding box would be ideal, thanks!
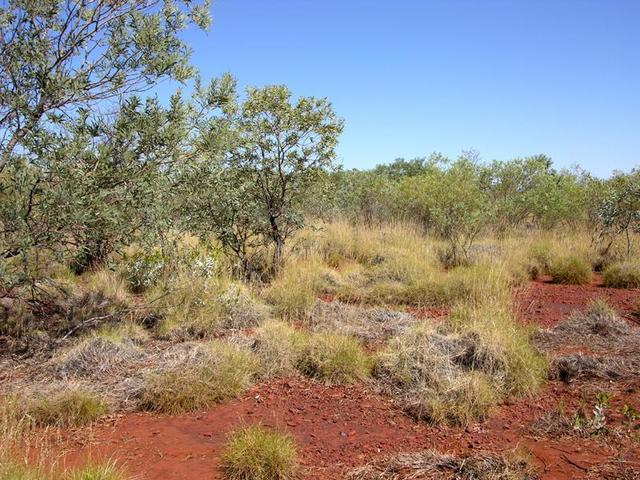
[312,221,434,271]
[525,241,555,280]
[548,255,592,285]
[53,323,147,378]
[297,333,372,385]
[140,341,260,414]
[252,321,372,384]
[156,277,268,338]
[345,449,538,480]
[222,426,298,480]
[536,300,640,382]
[549,353,638,383]
[84,270,132,308]
[375,324,498,425]
[447,302,547,396]
[535,300,638,353]
[25,389,108,427]
[253,321,308,378]
[603,262,640,288]
[376,302,546,425]
[333,260,514,309]
[307,301,415,342]
[61,462,128,480]
[264,256,328,320]
[0,459,127,480]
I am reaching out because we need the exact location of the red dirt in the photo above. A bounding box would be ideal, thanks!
[54,379,640,480]
[45,281,640,479]
[517,275,640,328]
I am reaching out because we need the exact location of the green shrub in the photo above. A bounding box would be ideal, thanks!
[124,251,165,293]
[297,333,372,384]
[603,262,640,288]
[141,342,260,414]
[26,390,108,427]
[222,426,298,480]
[549,255,592,285]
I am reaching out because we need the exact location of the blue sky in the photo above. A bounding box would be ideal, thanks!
[166,0,640,177]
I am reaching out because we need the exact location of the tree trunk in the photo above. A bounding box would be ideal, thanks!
[269,214,284,274]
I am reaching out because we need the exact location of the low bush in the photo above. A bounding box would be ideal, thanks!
[548,255,592,285]
[26,389,108,427]
[297,333,372,384]
[222,426,298,480]
[603,262,640,288]
[124,251,165,294]
[141,341,260,414]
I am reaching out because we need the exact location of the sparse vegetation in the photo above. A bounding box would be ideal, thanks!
[346,449,538,480]
[1,2,639,477]
[222,426,298,480]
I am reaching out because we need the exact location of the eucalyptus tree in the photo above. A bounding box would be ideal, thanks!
[183,81,344,276]
[0,0,211,294]
[0,0,211,170]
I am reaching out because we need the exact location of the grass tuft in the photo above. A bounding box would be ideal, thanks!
[376,301,546,425]
[222,426,298,480]
[253,321,308,378]
[141,341,260,414]
[603,261,640,288]
[297,333,372,384]
[26,389,108,428]
[548,255,592,285]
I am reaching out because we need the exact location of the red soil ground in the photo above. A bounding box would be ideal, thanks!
[517,275,640,328]
[51,279,640,479]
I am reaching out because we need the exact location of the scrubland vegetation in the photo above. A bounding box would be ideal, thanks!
[1,1,640,478]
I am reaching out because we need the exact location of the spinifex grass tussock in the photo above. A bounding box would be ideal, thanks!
[375,293,546,425]
[297,333,373,384]
[155,275,268,338]
[548,255,592,285]
[140,340,260,414]
[264,255,328,320]
[253,321,308,378]
[222,426,298,480]
[25,389,108,428]
[603,261,640,288]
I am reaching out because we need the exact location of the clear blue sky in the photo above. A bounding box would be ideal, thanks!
[166,0,640,177]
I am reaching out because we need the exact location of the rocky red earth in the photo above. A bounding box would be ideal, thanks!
[38,281,640,479]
